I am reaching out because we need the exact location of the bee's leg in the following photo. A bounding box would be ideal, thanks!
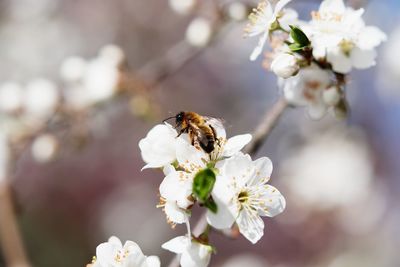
[176,127,188,137]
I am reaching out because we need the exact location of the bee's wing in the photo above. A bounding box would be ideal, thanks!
[203,117,226,139]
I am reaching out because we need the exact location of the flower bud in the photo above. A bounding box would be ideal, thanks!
[323,86,341,106]
[271,53,300,78]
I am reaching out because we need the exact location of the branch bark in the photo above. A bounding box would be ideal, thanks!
[0,181,31,267]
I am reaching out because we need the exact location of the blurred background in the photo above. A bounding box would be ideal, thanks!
[0,0,399,266]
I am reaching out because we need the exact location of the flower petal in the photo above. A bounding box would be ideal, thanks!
[236,208,265,244]
[165,201,188,224]
[139,124,177,170]
[180,242,212,267]
[327,49,352,74]
[319,0,345,15]
[176,138,207,171]
[246,157,273,186]
[144,256,161,267]
[350,48,377,69]
[257,185,286,217]
[162,236,189,254]
[222,134,252,157]
[308,101,328,120]
[250,32,269,61]
[219,153,254,188]
[273,0,292,17]
[357,26,387,50]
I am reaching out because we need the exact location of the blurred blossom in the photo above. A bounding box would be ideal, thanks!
[23,78,59,120]
[31,134,59,163]
[0,81,23,114]
[185,18,212,47]
[61,44,124,110]
[0,133,9,181]
[280,126,373,210]
[60,56,88,83]
[227,2,248,22]
[168,0,196,15]
[219,254,269,267]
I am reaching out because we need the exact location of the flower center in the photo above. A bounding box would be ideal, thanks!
[238,191,249,203]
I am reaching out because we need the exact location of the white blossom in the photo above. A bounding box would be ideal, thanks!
[0,82,23,113]
[186,18,212,47]
[280,126,373,210]
[207,153,285,244]
[31,134,58,163]
[158,165,194,225]
[138,123,178,170]
[270,52,299,78]
[169,0,196,15]
[244,0,298,60]
[162,236,212,267]
[23,78,59,119]
[280,64,334,119]
[227,2,247,22]
[309,0,386,73]
[93,236,160,267]
[60,56,87,83]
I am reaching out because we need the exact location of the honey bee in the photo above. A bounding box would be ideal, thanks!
[164,111,222,153]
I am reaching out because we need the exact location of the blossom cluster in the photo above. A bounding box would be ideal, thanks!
[90,114,286,267]
[245,0,386,119]
[0,44,125,165]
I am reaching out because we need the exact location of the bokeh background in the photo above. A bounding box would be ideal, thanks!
[0,0,400,266]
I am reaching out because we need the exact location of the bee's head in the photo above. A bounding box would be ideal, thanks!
[175,112,185,126]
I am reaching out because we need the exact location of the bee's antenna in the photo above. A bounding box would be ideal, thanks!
[162,115,176,123]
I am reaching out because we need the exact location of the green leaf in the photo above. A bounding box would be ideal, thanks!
[193,168,216,202]
[288,43,305,52]
[204,198,218,213]
[289,25,310,47]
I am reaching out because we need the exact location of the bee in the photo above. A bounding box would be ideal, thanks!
[164,111,222,153]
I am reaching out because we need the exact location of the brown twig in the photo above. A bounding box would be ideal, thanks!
[0,181,31,267]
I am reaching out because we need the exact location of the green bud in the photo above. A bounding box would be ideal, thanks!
[193,168,216,202]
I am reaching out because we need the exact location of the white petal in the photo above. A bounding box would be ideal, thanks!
[236,209,265,244]
[219,153,254,188]
[273,0,292,17]
[165,201,187,224]
[180,242,212,267]
[162,236,189,254]
[144,256,161,267]
[176,138,207,171]
[257,185,286,217]
[206,197,236,229]
[124,242,147,267]
[308,101,328,120]
[139,124,177,169]
[159,171,193,208]
[319,0,345,14]
[357,26,387,50]
[222,134,252,157]
[327,50,352,74]
[96,242,119,266]
[278,8,299,32]
[108,236,122,247]
[250,32,268,61]
[247,157,273,186]
[350,48,377,69]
